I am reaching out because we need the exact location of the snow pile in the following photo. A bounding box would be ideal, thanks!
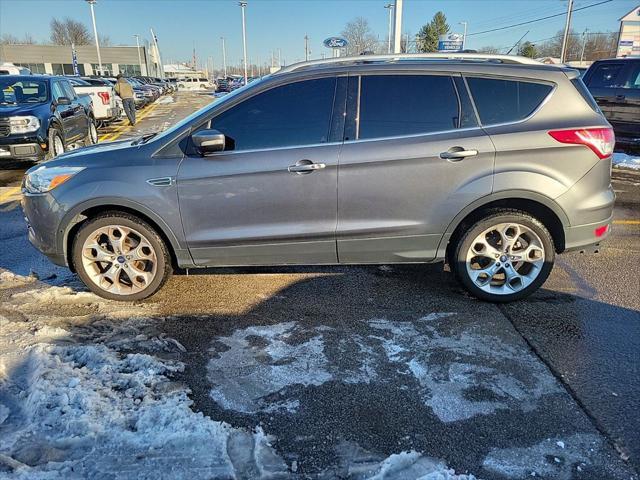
[157,96,175,105]
[0,273,288,479]
[612,152,640,170]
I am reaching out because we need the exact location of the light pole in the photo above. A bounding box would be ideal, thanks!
[304,35,310,61]
[384,4,393,54]
[133,34,143,75]
[85,0,103,75]
[580,28,589,65]
[239,1,248,85]
[560,0,574,63]
[220,37,227,78]
[392,0,403,54]
[459,21,468,51]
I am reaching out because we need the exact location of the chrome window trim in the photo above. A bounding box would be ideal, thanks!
[200,140,344,157]
[344,126,487,145]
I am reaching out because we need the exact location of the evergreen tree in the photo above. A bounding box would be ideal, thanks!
[416,11,449,53]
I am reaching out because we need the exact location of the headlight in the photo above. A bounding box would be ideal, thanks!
[9,116,40,134]
[24,166,85,194]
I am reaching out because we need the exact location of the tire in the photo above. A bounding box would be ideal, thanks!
[45,127,65,160]
[452,209,555,303]
[72,212,172,301]
[84,117,98,146]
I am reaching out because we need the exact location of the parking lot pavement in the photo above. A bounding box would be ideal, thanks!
[0,94,638,478]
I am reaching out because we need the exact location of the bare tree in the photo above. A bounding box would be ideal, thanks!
[50,17,92,45]
[477,46,500,54]
[100,34,112,47]
[341,17,380,56]
[536,30,618,62]
[0,33,37,45]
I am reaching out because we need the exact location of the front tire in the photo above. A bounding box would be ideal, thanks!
[452,210,555,303]
[72,213,172,301]
[45,127,65,160]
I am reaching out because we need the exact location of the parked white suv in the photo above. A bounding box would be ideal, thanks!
[177,77,213,90]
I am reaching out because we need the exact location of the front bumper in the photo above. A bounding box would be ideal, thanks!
[22,191,68,266]
[0,142,45,161]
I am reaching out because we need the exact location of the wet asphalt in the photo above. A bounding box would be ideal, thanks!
[0,92,638,479]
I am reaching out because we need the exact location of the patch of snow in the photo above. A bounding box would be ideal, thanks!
[207,322,332,413]
[482,434,605,479]
[157,96,174,104]
[612,152,640,170]
[365,450,477,480]
[367,318,560,422]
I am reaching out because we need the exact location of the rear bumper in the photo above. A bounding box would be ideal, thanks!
[563,215,613,252]
[0,142,45,161]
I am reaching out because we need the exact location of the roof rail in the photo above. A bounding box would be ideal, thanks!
[277,53,543,74]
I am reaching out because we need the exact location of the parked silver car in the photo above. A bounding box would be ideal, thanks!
[21,54,615,302]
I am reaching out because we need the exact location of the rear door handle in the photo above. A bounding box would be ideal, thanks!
[288,160,326,174]
[439,149,478,161]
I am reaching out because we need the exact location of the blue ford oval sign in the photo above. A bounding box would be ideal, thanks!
[323,37,348,49]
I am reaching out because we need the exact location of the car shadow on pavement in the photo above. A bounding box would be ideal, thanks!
[0,264,638,479]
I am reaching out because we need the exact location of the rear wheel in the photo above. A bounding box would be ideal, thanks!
[452,210,555,302]
[84,117,98,145]
[72,213,172,301]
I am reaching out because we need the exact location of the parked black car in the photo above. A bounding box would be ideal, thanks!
[583,58,640,150]
[0,75,97,162]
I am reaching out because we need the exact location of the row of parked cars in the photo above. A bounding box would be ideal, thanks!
[0,72,174,162]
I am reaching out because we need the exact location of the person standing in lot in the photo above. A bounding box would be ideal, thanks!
[115,74,136,126]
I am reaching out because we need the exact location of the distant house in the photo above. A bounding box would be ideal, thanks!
[617,5,640,58]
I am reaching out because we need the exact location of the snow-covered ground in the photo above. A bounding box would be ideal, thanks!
[0,271,479,479]
[613,152,640,171]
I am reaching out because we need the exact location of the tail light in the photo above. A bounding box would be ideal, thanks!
[97,91,110,105]
[548,128,615,159]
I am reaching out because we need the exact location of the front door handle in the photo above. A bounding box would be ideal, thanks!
[439,148,478,161]
[288,160,326,174]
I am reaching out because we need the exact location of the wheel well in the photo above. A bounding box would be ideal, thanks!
[66,205,179,272]
[445,198,566,265]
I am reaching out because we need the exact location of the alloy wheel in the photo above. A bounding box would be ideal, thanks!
[80,225,158,295]
[465,222,545,295]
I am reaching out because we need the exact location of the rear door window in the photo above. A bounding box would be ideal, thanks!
[621,63,640,89]
[357,74,460,140]
[586,63,625,88]
[466,77,553,125]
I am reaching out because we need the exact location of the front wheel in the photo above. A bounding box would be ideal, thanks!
[452,210,555,303]
[45,127,65,160]
[72,213,172,301]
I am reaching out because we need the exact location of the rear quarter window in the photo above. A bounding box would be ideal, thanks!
[466,77,553,125]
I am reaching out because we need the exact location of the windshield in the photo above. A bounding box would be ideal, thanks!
[0,78,49,105]
[150,76,268,144]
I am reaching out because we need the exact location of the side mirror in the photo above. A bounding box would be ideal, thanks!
[56,96,71,106]
[192,129,226,155]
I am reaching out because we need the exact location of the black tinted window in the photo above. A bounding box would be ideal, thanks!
[587,63,624,88]
[358,75,459,139]
[212,77,336,151]
[467,77,552,125]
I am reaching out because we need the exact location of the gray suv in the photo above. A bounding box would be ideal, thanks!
[21,54,615,302]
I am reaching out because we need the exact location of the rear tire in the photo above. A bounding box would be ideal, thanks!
[72,213,172,301]
[84,117,98,146]
[452,209,555,302]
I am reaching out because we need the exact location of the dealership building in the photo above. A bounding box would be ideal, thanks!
[0,43,154,76]
[618,5,640,57]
